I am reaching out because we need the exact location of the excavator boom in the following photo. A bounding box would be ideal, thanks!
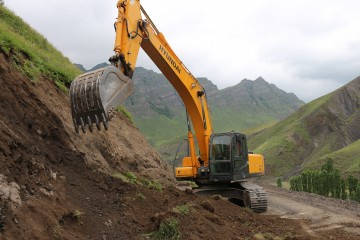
[70,0,213,175]
[69,0,267,212]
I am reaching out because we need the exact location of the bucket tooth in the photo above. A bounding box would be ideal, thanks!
[87,116,94,133]
[95,115,101,131]
[80,117,86,133]
[73,118,79,133]
[102,113,109,130]
[70,66,133,133]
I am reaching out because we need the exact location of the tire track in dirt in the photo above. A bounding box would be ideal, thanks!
[263,185,360,237]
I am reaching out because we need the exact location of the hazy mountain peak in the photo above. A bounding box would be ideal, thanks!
[74,63,86,72]
[255,77,266,82]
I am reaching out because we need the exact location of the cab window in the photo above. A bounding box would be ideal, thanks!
[210,135,231,174]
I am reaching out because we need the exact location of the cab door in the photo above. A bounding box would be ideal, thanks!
[209,134,232,181]
[232,134,249,180]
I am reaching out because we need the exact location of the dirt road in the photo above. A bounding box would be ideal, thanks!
[263,184,360,238]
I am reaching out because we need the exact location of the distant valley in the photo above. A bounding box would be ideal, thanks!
[76,63,304,162]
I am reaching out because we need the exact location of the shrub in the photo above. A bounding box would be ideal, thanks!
[276,178,282,188]
[173,204,190,215]
[116,106,133,123]
[151,217,180,240]
[113,172,163,191]
[290,160,354,201]
[348,175,358,197]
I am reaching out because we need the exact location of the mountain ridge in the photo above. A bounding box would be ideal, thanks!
[74,63,305,159]
[249,75,360,177]
[128,67,304,143]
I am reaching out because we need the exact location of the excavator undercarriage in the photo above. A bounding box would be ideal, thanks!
[193,182,267,213]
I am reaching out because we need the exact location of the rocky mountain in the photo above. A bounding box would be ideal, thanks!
[73,64,304,144]
[73,63,86,72]
[73,62,109,73]
[249,76,360,178]
[128,69,303,124]
[123,67,304,158]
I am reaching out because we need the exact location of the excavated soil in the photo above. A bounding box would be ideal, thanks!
[0,52,359,240]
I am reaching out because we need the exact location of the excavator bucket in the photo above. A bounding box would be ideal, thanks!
[70,66,133,133]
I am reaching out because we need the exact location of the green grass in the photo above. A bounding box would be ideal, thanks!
[304,139,360,177]
[211,106,279,134]
[134,104,283,163]
[172,204,191,215]
[243,120,278,135]
[248,93,333,176]
[139,178,163,192]
[134,115,187,147]
[149,217,181,240]
[116,105,134,123]
[248,90,360,178]
[0,6,80,89]
[113,172,163,192]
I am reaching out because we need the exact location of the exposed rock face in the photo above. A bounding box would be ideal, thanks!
[210,77,304,118]
[126,67,185,119]
[126,69,304,122]
[249,76,360,177]
[305,77,360,154]
[0,175,21,206]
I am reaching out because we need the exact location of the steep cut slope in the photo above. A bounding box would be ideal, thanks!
[249,76,360,177]
[0,50,174,238]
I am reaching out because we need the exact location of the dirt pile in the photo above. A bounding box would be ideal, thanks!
[0,51,171,239]
[0,52,358,239]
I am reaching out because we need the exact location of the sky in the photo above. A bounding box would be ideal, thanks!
[5,0,360,102]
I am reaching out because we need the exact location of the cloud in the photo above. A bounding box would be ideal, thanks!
[6,0,360,102]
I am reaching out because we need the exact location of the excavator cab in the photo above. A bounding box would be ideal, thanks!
[179,131,267,213]
[175,131,264,182]
[209,132,253,182]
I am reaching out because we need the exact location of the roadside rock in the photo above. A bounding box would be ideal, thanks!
[0,174,21,206]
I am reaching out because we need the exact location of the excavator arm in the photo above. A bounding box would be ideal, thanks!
[70,0,213,178]
[70,0,268,212]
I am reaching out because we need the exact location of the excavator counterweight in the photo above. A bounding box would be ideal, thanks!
[70,66,133,133]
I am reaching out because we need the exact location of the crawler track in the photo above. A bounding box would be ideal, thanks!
[193,181,268,213]
[240,181,268,213]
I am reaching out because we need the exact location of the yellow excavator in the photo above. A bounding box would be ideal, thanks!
[70,0,267,212]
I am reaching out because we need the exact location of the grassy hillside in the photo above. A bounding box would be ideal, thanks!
[0,5,80,89]
[249,94,331,176]
[249,77,360,178]
[210,106,279,133]
[134,114,187,148]
[303,139,360,178]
